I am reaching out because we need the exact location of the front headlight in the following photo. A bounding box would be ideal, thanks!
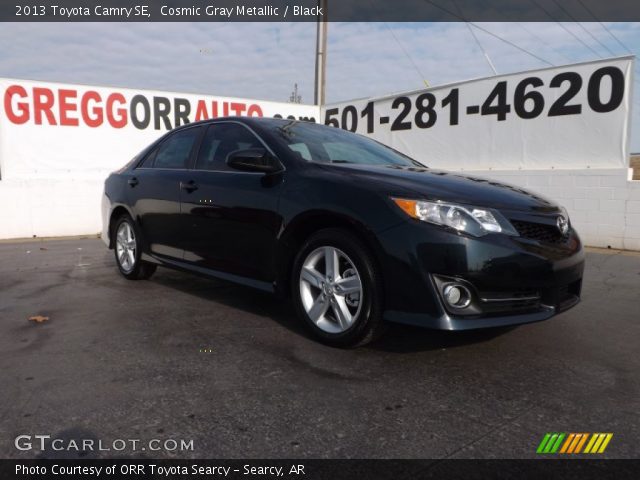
[391,198,518,237]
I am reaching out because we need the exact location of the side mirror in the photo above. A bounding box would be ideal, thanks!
[227,148,281,174]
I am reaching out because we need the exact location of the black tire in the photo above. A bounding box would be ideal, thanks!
[291,228,386,347]
[112,214,157,280]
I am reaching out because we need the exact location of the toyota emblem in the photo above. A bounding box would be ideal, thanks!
[557,215,569,236]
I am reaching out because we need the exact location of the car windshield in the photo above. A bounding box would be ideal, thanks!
[269,120,424,167]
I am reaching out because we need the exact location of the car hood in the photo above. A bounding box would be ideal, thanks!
[324,163,558,212]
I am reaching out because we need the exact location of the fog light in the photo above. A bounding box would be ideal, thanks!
[443,284,471,308]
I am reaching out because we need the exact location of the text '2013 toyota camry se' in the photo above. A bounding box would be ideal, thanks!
[102,117,584,347]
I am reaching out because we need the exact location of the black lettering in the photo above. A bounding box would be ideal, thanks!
[153,96,172,130]
[587,67,624,113]
[391,96,412,131]
[130,95,150,130]
[174,98,191,127]
[548,72,582,116]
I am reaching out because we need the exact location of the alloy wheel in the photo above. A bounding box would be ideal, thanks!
[116,222,137,273]
[299,246,363,334]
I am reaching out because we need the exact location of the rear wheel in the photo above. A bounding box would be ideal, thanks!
[113,214,157,280]
[292,229,385,347]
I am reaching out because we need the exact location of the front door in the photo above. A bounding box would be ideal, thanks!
[181,122,284,282]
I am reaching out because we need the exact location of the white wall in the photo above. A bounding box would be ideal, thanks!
[0,178,104,239]
[1,168,639,251]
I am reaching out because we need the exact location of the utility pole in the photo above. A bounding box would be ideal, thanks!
[314,0,328,106]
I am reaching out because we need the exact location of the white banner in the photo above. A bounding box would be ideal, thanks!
[323,56,634,170]
[0,79,319,179]
[0,57,633,181]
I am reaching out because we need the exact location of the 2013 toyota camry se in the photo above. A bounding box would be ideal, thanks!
[101,117,584,347]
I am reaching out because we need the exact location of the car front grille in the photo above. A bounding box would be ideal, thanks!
[511,220,565,244]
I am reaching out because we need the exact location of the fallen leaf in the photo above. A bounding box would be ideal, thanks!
[29,315,49,323]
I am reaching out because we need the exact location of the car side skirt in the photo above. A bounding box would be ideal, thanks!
[142,253,274,293]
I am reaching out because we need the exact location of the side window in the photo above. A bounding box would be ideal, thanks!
[152,127,202,169]
[288,143,312,161]
[195,123,263,171]
[139,147,158,168]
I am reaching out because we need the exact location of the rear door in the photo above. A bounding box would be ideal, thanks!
[127,125,204,259]
[181,122,284,282]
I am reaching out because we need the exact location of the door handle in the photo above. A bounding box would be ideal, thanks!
[128,177,139,187]
[180,180,198,192]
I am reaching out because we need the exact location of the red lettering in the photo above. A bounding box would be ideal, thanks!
[230,102,246,116]
[4,85,29,124]
[106,93,127,128]
[59,89,79,126]
[1,86,269,129]
[247,104,263,117]
[195,100,209,121]
[33,87,57,125]
[81,91,103,128]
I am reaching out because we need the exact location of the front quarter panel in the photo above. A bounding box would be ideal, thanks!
[279,164,407,235]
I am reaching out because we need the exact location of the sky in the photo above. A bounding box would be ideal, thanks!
[0,22,638,151]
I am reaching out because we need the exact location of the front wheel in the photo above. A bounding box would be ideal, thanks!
[113,214,157,280]
[291,229,385,347]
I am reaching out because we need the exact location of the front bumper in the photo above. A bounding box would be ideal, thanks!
[376,218,585,330]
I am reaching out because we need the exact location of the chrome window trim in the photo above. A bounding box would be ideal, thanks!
[132,120,285,174]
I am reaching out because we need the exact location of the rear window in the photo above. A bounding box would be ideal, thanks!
[150,127,202,169]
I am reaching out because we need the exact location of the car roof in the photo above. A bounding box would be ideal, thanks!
[173,116,298,132]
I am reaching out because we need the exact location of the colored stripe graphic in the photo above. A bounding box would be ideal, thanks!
[574,433,589,453]
[567,433,582,453]
[536,433,552,453]
[598,434,613,453]
[537,433,613,454]
[559,433,575,453]
[544,433,559,453]
[550,433,565,453]
[584,433,614,454]
[584,434,599,453]
[537,433,565,454]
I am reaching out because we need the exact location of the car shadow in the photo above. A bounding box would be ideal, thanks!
[151,269,517,353]
[151,269,309,337]
[368,323,517,353]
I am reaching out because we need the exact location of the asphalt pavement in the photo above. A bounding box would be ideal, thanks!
[0,238,639,459]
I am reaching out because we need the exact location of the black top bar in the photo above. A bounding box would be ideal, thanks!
[3,0,640,22]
